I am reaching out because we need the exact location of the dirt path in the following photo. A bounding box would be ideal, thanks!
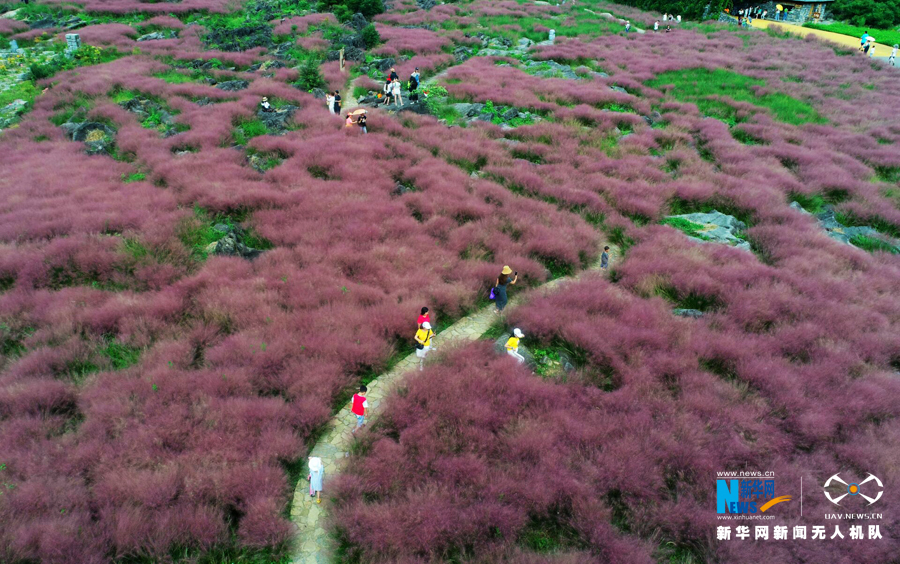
[750,19,893,55]
[288,246,618,563]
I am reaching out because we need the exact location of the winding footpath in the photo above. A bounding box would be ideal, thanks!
[288,244,617,563]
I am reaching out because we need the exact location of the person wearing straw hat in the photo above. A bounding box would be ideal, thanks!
[415,321,434,371]
[505,328,526,363]
[492,265,518,315]
[260,97,272,112]
[308,456,324,504]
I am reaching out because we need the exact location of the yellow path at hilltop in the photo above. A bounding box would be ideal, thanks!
[750,19,894,54]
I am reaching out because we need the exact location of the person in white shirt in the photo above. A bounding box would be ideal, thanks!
[325,93,334,114]
[654,21,659,31]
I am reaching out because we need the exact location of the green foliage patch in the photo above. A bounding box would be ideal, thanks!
[646,68,825,126]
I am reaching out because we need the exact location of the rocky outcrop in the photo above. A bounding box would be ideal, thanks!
[257,105,298,134]
[215,80,250,91]
[62,122,116,155]
[0,99,27,129]
[137,31,177,41]
[205,224,264,260]
[666,211,752,251]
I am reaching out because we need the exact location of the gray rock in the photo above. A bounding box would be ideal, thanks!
[814,209,899,250]
[205,224,263,259]
[215,80,250,91]
[501,107,519,120]
[394,101,430,115]
[349,13,368,31]
[673,309,705,318]
[257,105,298,134]
[195,97,213,106]
[452,103,484,117]
[453,46,473,63]
[0,99,28,128]
[517,37,534,49]
[310,88,327,99]
[642,111,663,126]
[666,210,751,251]
[393,182,412,196]
[327,46,364,62]
[416,0,436,9]
[137,31,176,41]
[609,85,629,94]
[373,57,395,72]
[558,351,576,373]
[337,33,364,48]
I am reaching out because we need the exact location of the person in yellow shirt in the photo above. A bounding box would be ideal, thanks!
[415,321,434,371]
[505,328,525,363]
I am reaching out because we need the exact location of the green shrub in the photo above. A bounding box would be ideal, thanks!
[361,23,380,49]
[850,234,899,254]
[296,57,326,91]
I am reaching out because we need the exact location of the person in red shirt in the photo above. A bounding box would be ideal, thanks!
[417,307,430,329]
[351,385,368,434]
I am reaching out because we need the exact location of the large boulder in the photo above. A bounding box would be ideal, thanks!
[453,46,473,63]
[373,57,395,72]
[349,13,368,31]
[205,224,264,260]
[394,101,430,115]
[137,31,176,41]
[204,22,273,51]
[216,80,250,91]
[416,0,436,9]
[257,105,298,134]
[63,122,117,155]
[666,210,751,251]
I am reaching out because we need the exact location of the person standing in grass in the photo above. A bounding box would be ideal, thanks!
[389,66,399,82]
[493,266,518,315]
[624,21,631,33]
[308,456,324,504]
[600,246,610,270]
[358,113,367,134]
[325,92,334,114]
[417,306,430,329]
[382,79,393,106]
[391,78,403,106]
[506,328,525,363]
[351,385,368,433]
[891,45,898,66]
[333,90,342,114]
[415,321,434,371]
[654,20,659,31]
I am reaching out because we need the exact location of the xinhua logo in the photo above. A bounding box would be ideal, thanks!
[823,473,883,506]
[717,479,791,514]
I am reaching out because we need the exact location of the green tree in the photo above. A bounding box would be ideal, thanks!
[361,24,381,49]
[296,57,326,91]
[831,0,900,28]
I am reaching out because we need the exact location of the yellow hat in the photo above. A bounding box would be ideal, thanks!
[501,265,512,275]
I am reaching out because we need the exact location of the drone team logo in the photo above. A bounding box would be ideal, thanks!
[823,473,883,506]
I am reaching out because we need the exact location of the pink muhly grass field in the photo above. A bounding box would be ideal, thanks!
[2,0,900,560]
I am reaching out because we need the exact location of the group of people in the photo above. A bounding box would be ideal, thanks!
[314,250,614,501]
[381,66,421,107]
[737,6,768,21]
[652,20,674,32]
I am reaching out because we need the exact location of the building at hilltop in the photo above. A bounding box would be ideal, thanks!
[754,1,833,23]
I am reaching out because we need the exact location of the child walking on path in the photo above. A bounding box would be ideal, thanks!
[351,385,368,433]
[415,322,434,371]
[601,246,610,270]
[308,456,324,504]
